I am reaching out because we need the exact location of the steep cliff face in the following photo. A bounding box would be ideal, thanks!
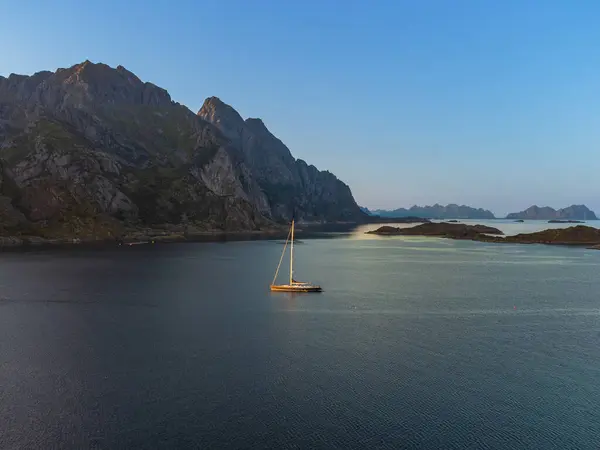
[198,97,363,222]
[0,61,363,240]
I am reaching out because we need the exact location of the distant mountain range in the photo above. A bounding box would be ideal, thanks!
[505,205,597,220]
[369,204,496,219]
[363,203,598,221]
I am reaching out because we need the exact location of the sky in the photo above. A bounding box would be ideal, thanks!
[1,0,600,216]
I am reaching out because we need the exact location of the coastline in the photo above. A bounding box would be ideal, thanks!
[0,216,433,251]
[0,223,363,252]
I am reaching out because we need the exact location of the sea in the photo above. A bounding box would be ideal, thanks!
[1,219,600,449]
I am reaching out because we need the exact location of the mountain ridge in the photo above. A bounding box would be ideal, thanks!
[371,204,496,219]
[197,96,361,222]
[0,60,365,243]
[505,205,597,220]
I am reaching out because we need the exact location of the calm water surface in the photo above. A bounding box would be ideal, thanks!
[1,228,600,449]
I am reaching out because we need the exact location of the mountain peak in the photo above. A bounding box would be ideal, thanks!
[55,61,172,107]
[197,96,245,141]
[202,96,226,107]
[116,64,142,83]
[244,117,268,132]
[67,60,142,86]
[71,60,110,77]
[198,96,241,117]
[75,59,92,70]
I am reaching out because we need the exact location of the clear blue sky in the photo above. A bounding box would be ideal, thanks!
[2,0,599,216]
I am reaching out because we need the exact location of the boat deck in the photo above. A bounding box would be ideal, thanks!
[270,284,322,293]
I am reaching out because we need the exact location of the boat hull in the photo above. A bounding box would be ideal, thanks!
[270,284,322,293]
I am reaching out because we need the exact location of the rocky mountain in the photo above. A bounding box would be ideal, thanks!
[198,97,362,222]
[0,60,364,241]
[359,206,372,215]
[372,204,496,220]
[506,205,597,220]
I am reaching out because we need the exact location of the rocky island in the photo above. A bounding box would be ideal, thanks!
[366,216,430,224]
[506,205,597,220]
[371,203,496,220]
[367,223,600,249]
[496,226,600,247]
[367,223,504,239]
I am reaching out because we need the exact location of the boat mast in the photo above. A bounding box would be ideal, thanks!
[271,225,292,286]
[290,219,294,285]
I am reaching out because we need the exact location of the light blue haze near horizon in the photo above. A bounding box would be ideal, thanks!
[1,0,599,217]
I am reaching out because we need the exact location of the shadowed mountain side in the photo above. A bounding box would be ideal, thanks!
[0,61,366,243]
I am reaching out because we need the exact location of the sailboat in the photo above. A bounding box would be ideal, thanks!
[270,220,322,293]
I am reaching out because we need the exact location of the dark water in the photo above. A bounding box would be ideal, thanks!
[1,233,600,449]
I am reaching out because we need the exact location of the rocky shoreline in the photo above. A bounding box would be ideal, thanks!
[0,226,288,249]
[367,223,600,250]
[0,220,375,249]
